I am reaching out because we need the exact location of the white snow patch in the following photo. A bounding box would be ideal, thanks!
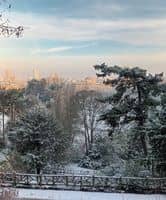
[65,163,98,175]
[0,114,9,132]
[18,189,166,200]
[0,152,6,162]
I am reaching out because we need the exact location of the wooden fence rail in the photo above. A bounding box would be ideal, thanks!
[0,173,166,193]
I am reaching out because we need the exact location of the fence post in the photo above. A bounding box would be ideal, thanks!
[80,176,83,189]
[92,176,95,188]
[13,172,17,187]
[0,173,4,185]
[39,174,42,186]
[36,174,42,186]
[26,175,29,185]
[152,159,155,177]
[65,176,68,186]
[52,176,55,185]
[105,177,109,188]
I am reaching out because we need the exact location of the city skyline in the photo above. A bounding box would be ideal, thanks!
[0,67,110,92]
[0,0,166,78]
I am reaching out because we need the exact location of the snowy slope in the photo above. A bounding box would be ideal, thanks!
[18,189,166,200]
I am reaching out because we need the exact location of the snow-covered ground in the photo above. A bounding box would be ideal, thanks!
[18,189,166,200]
[65,163,100,175]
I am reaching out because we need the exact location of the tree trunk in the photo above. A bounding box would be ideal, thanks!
[35,160,41,174]
[84,130,88,155]
[12,104,16,123]
[140,133,148,157]
[137,85,148,157]
[36,167,41,175]
[2,106,5,145]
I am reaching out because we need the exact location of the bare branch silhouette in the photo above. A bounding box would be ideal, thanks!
[0,0,23,37]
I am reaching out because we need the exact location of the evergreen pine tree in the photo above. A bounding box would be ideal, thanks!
[148,83,166,176]
[94,64,163,156]
[8,105,68,174]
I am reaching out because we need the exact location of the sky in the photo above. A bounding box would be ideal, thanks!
[0,0,166,79]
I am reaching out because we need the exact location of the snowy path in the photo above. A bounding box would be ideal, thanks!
[18,189,166,200]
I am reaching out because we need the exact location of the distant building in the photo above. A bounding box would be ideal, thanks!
[47,73,60,84]
[33,68,41,80]
[71,76,110,92]
[0,69,24,89]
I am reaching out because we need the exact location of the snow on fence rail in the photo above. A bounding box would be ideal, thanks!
[0,173,166,193]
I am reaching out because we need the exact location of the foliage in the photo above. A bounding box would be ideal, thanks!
[0,88,24,144]
[25,79,51,103]
[8,105,69,174]
[74,90,103,154]
[0,151,26,172]
[79,145,106,170]
[124,159,151,177]
[148,83,166,176]
[94,64,163,156]
[79,136,111,170]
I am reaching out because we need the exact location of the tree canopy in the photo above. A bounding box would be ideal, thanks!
[8,106,69,174]
[94,64,163,156]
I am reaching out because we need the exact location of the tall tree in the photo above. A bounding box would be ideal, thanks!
[49,80,77,138]
[25,79,51,103]
[148,83,166,176]
[94,64,163,156]
[0,89,7,143]
[75,90,102,154]
[0,88,23,144]
[8,106,69,174]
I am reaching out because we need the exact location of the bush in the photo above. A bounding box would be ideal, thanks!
[101,162,125,177]
[8,106,68,174]
[79,143,108,170]
[124,159,152,177]
[0,151,26,173]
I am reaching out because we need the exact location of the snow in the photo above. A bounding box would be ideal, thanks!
[65,163,98,175]
[0,152,6,162]
[18,189,166,200]
[0,114,9,131]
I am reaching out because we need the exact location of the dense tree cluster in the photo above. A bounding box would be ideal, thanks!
[94,64,163,157]
[93,64,165,176]
[0,65,165,178]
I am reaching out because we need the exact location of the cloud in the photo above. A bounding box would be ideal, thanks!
[32,43,96,54]
[44,0,166,20]
[8,12,166,46]
[32,46,73,54]
[1,1,166,80]
[50,2,127,19]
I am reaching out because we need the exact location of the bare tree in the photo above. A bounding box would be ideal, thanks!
[0,0,23,37]
[75,90,102,154]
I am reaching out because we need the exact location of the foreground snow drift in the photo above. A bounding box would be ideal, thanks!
[18,189,166,200]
